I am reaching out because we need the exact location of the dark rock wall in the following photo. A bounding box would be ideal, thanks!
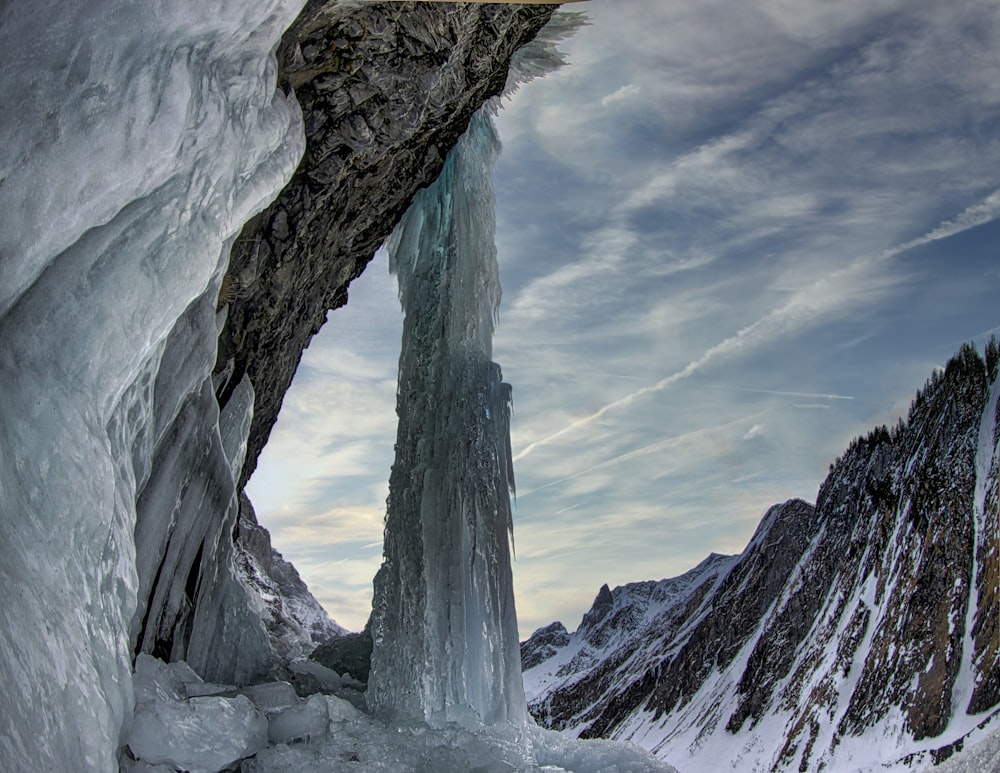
[214,0,557,488]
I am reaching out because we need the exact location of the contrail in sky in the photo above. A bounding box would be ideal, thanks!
[706,385,854,400]
[513,189,1000,462]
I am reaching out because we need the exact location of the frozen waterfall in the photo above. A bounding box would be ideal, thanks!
[367,109,528,733]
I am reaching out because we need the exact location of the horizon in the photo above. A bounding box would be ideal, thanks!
[247,0,1000,638]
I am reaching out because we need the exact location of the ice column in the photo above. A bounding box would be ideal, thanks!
[367,110,527,730]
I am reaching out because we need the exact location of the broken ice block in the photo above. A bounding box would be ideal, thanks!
[267,694,330,744]
[128,694,267,772]
[243,680,300,713]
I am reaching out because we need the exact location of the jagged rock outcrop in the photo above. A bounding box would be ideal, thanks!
[523,342,1000,772]
[131,0,556,680]
[214,0,558,488]
[234,493,347,657]
[521,622,571,671]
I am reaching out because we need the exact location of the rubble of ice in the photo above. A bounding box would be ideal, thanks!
[125,655,678,773]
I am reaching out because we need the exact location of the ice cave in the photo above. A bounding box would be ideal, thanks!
[0,0,675,769]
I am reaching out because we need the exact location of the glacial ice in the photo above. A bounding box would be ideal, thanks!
[367,108,527,733]
[0,0,305,768]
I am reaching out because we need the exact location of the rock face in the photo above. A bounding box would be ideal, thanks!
[523,342,1000,772]
[234,493,347,657]
[214,0,558,489]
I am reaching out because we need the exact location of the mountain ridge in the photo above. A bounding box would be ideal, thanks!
[522,340,1000,772]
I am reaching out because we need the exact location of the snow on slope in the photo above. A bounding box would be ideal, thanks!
[524,343,1000,772]
[522,552,737,707]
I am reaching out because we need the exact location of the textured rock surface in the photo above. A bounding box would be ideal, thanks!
[524,342,1000,772]
[521,622,571,671]
[234,493,347,656]
[214,0,557,488]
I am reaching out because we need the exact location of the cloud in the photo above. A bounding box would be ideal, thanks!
[743,423,765,441]
[249,0,1000,641]
[512,184,1000,464]
[266,505,385,551]
[601,83,640,107]
[519,411,767,496]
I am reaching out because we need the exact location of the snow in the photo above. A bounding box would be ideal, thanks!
[924,720,1000,773]
[367,108,526,732]
[522,553,735,708]
[0,0,305,767]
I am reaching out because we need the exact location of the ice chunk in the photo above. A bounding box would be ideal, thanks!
[165,659,206,687]
[322,694,363,723]
[184,682,237,698]
[530,725,681,773]
[121,761,177,773]
[128,693,267,772]
[267,694,330,744]
[243,681,300,714]
[133,653,188,704]
[219,373,255,484]
[289,657,343,691]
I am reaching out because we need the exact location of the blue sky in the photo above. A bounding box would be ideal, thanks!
[247,0,1000,637]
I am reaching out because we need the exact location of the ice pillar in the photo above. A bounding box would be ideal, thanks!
[367,110,527,730]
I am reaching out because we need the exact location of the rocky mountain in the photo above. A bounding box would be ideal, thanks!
[522,341,1000,772]
[234,493,347,658]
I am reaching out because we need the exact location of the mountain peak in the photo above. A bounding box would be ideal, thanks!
[523,342,1000,771]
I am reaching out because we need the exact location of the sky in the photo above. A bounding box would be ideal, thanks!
[247,0,1000,639]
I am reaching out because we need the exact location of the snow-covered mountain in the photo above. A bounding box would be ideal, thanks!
[523,341,1000,772]
[234,493,347,657]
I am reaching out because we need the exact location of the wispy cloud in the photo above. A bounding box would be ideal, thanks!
[249,1,1000,639]
[513,189,1000,463]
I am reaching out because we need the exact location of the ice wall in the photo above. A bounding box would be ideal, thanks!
[367,110,528,733]
[0,0,305,768]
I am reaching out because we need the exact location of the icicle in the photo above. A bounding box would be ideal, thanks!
[367,110,527,732]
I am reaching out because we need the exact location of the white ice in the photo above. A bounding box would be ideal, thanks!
[0,0,305,768]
